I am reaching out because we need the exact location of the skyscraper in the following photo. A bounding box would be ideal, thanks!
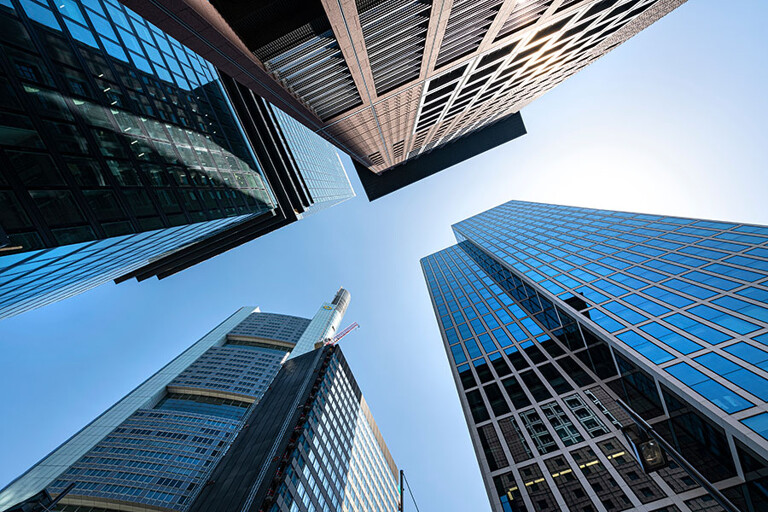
[116,0,687,198]
[0,288,399,512]
[0,0,354,319]
[422,200,768,511]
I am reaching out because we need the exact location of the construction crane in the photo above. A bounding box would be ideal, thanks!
[325,322,359,346]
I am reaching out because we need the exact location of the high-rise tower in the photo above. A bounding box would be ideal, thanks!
[422,200,768,511]
[0,288,399,512]
[0,0,354,319]
[114,0,687,198]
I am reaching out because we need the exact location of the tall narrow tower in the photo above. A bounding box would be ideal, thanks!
[289,287,351,359]
[0,288,398,512]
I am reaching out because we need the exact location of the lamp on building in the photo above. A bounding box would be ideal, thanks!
[637,439,668,472]
[623,426,668,474]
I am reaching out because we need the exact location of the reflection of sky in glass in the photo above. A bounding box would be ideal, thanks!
[278,352,399,512]
[19,0,218,91]
[1,0,279,259]
[0,3,765,509]
[15,0,275,201]
[0,215,248,319]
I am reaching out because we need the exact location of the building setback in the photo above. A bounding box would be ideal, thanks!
[422,200,768,511]
[0,288,399,512]
[114,0,687,198]
[0,0,354,319]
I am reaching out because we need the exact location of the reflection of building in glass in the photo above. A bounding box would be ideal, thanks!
[0,288,398,512]
[269,105,355,217]
[422,200,768,511]
[120,0,687,198]
[0,0,354,319]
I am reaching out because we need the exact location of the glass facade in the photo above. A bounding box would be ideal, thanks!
[0,216,245,318]
[0,0,278,319]
[422,200,768,512]
[0,0,356,320]
[48,410,243,510]
[271,350,400,512]
[0,308,296,510]
[268,105,355,217]
[0,0,275,251]
[0,306,253,511]
[40,311,293,511]
[1,289,396,512]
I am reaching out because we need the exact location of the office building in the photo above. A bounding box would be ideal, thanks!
[116,0,687,198]
[422,200,768,511]
[0,288,400,512]
[0,0,354,319]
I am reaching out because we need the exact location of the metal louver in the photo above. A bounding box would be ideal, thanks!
[358,0,433,96]
[436,0,504,68]
[255,26,362,121]
[495,0,553,42]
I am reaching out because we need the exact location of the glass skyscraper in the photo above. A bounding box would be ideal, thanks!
[0,0,354,319]
[0,288,398,512]
[422,200,768,512]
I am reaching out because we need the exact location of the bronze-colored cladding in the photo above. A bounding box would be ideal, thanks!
[118,0,687,180]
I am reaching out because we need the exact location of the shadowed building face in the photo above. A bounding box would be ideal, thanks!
[0,0,354,318]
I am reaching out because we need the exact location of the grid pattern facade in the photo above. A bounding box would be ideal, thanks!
[0,215,246,319]
[203,0,685,174]
[410,0,678,159]
[0,0,275,253]
[169,344,286,398]
[268,105,355,217]
[422,244,713,512]
[250,12,362,122]
[0,307,253,511]
[0,293,373,512]
[38,312,292,511]
[422,200,768,511]
[227,312,311,344]
[357,0,432,96]
[453,201,768,444]
[0,0,360,320]
[270,350,399,512]
[48,410,241,511]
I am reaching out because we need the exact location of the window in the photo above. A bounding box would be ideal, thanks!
[663,313,730,344]
[666,362,753,413]
[466,390,490,423]
[29,190,85,226]
[643,286,692,308]
[616,331,673,364]
[687,305,759,335]
[723,342,768,369]
[639,322,702,354]
[713,296,768,323]
[695,353,768,401]
[742,413,768,441]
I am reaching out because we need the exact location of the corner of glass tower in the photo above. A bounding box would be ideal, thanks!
[0,288,399,512]
[423,199,768,512]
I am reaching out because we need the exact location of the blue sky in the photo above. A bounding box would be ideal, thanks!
[1,1,767,510]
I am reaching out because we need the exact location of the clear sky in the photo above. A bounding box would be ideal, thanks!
[1,1,767,510]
